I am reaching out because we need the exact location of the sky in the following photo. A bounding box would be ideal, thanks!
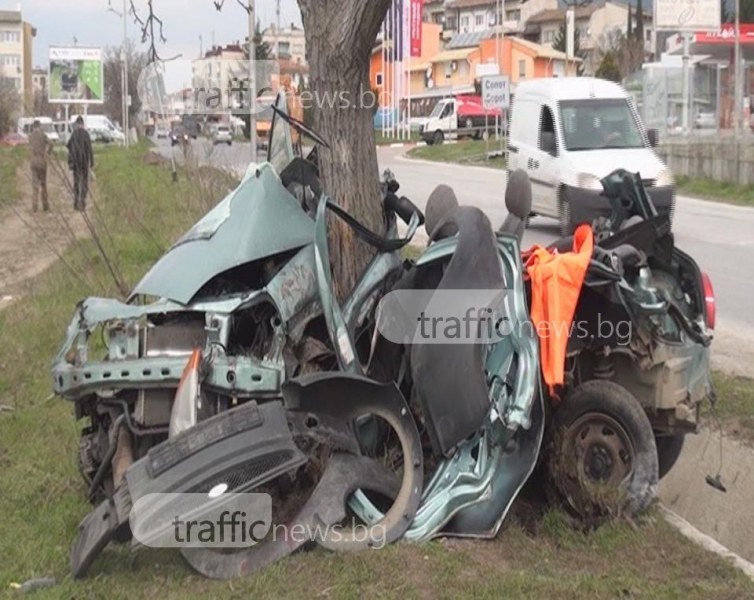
[6,0,303,90]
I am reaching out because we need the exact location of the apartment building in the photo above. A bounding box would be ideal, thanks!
[525,1,653,74]
[261,23,306,65]
[0,9,35,109]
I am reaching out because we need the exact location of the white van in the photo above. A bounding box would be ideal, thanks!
[69,115,126,144]
[507,78,674,234]
[17,117,60,143]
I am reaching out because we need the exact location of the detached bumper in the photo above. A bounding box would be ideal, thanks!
[564,184,676,227]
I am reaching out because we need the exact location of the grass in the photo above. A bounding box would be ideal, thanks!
[0,145,752,597]
[709,371,754,446]
[407,139,507,169]
[0,145,27,206]
[676,175,754,206]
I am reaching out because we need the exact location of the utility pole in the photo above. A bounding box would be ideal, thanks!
[734,0,741,138]
[248,0,257,162]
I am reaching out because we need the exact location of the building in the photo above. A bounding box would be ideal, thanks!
[0,9,35,110]
[524,1,653,74]
[31,66,46,95]
[191,43,246,110]
[261,23,306,65]
[370,23,443,106]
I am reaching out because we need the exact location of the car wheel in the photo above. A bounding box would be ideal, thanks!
[655,434,685,479]
[433,130,444,145]
[545,380,658,522]
[558,191,573,237]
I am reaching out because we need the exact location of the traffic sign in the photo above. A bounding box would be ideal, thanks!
[482,75,510,110]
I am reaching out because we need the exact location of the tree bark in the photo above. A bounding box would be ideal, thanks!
[298,0,391,300]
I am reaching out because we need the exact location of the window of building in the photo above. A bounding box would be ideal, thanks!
[0,30,20,43]
[0,54,21,67]
[519,59,526,79]
[446,16,457,30]
[543,30,553,43]
[646,28,652,42]
[506,9,521,21]
[475,14,484,27]
[461,16,470,29]
[376,73,383,86]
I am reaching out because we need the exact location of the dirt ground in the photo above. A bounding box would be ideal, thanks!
[0,158,90,310]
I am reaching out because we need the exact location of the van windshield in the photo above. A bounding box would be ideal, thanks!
[428,101,447,119]
[559,98,645,151]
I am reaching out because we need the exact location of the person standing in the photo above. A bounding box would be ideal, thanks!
[28,120,51,212]
[67,116,94,211]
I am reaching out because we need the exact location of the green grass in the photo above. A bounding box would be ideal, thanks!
[0,145,27,206]
[0,146,752,597]
[676,175,754,206]
[407,139,507,169]
[710,371,754,445]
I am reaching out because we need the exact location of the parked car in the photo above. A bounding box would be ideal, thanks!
[17,116,60,144]
[211,124,233,146]
[69,115,125,144]
[0,132,28,146]
[154,125,169,139]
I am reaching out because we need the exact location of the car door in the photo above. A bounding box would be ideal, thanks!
[528,104,560,217]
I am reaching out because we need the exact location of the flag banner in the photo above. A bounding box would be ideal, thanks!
[410,0,423,57]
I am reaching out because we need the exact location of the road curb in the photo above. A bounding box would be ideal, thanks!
[660,505,754,581]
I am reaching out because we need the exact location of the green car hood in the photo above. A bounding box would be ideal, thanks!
[129,163,315,305]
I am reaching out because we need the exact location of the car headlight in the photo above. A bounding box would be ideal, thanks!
[655,168,674,187]
[576,173,603,191]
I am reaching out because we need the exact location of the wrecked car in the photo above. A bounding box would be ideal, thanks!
[53,91,714,579]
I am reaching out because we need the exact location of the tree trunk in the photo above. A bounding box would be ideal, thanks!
[298,0,391,300]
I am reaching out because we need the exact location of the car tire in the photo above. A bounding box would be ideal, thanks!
[655,434,685,479]
[546,380,659,522]
[433,130,444,145]
[558,191,573,237]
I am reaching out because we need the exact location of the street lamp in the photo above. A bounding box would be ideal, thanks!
[107,0,129,147]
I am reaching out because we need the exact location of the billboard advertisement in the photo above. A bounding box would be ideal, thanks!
[48,46,104,104]
[654,0,720,31]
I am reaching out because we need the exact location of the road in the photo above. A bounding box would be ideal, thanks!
[155,139,754,376]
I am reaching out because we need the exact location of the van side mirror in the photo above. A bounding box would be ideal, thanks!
[540,131,557,156]
[647,128,658,147]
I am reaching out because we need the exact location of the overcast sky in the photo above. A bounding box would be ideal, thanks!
[6,0,302,89]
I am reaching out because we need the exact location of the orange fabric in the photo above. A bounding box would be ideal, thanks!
[524,225,594,397]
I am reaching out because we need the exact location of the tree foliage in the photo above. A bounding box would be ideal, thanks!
[722,0,754,22]
[103,40,149,128]
[552,18,586,75]
[595,50,622,82]
[596,28,644,82]
[0,77,20,135]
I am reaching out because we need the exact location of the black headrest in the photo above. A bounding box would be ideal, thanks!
[425,184,459,240]
[505,170,532,221]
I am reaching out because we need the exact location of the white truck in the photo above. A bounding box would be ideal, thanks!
[420,95,503,145]
[507,77,674,235]
[69,115,126,144]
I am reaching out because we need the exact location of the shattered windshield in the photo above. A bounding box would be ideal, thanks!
[559,98,646,151]
[268,91,295,174]
[171,187,235,247]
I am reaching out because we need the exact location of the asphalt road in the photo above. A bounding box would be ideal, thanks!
[155,138,754,375]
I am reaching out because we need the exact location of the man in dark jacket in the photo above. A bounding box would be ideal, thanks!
[67,116,94,211]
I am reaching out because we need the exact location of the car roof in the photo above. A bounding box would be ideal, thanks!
[515,77,628,101]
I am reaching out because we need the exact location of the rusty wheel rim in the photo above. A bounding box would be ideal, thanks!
[558,412,635,515]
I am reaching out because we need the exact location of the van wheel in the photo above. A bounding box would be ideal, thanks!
[433,130,444,145]
[559,193,573,237]
[546,380,658,523]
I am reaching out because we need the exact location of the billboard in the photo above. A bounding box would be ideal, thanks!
[654,0,720,32]
[48,46,104,104]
